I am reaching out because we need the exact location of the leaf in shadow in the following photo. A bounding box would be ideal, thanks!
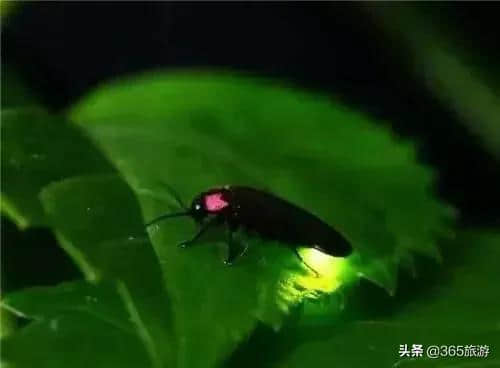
[2,308,150,368]
[2,281,151,368]
[1,108,113,228]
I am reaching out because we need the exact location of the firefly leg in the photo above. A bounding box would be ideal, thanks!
[224,231,236,265]
[178,217,217,248]
[224,240,249,265]
[293,248,320,278]
[224,225,248,265]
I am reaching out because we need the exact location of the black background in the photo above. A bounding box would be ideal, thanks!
[2,2,500,292]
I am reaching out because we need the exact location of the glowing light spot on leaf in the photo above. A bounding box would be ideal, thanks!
[277,248,347,310]
[296,248,346,293]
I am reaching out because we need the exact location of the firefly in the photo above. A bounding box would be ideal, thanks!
[146,186,352,274]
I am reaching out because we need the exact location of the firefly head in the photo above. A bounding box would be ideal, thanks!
[145,188,230,228]
[189,195,208,222]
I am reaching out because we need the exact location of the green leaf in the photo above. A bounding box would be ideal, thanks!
[2,281,133,334]
[2,316,151,368]
[273,230,500,368]
[39,174,175,368]
[1,281,151,368]
[69,71,453,366]
[1,107,113,228]
[0,309,17,338]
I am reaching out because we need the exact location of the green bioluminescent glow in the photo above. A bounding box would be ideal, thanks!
[277,248,348,310]
[297,248,347,293]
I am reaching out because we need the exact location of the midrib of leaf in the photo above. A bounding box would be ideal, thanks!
[0,196,30,230]
[52,231,99,282]
[117,281,162,368]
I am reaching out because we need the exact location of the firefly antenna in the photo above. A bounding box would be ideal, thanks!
[162,182,188,210]
[145,211,191,227]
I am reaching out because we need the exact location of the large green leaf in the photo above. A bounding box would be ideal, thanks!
[1,281,151,368]
[270,230,500,368]
[39,174,175,368]
[1,107,113,228]
[69,71,453,367]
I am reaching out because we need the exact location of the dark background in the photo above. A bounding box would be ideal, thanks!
[2,2,500,292]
